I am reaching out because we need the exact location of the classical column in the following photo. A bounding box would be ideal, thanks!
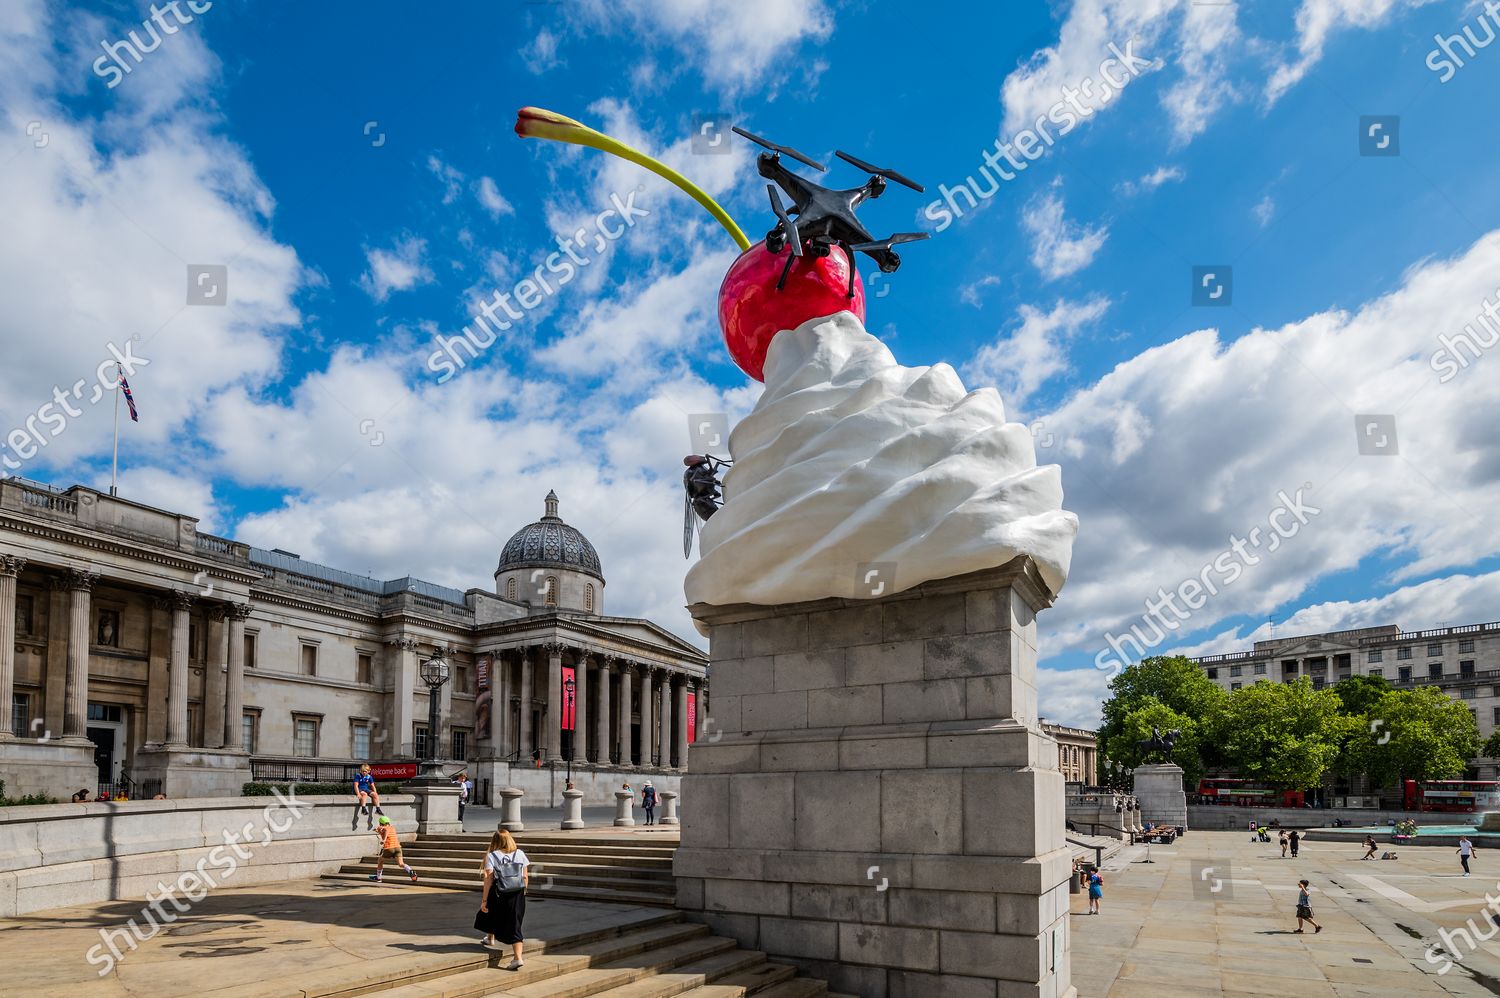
[659,671,674,769]
[203,606,227,749]
[387,638,419,757]
[63,569,99,740]
[545,641,564,762]
[638,666,653,766]
[518,645,534,757]
[0,556,24,738]
[597,656,612,765]
[166,591,193,747]
[487,650,506,755]
[222,604,249,749]
[676,678,690,770]
[614,661,630,765]
[574,653,589,764]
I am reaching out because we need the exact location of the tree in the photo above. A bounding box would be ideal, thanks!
[1341,687,1481,787]
[1205,677,1353,789]
[1483,729,1500,761]
[1100,697,1205,789]
[1098,655,1229,773]
[1332,674,1391,716]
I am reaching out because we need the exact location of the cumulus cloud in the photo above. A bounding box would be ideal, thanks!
[1021,188,1109,281]
[358,236,434,302]
[475,176,514,220]
[1265,0,1436,105]
[1118,165,1185,196]
[964,297,1110,412]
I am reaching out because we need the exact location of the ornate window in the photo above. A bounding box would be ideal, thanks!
[506,577,517,600]
[584,584,595,612]
[545,576,558,606]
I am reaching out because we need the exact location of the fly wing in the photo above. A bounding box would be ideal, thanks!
[683,493,697,559]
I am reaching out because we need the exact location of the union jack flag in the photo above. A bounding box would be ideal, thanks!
[118,368,138,422]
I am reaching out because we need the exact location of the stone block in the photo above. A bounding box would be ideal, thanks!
[773,849,910,889]
[837,731,927,770]
[790,883,888,924]
[891,970,998,998]
[704,694,742,734]
[965,587,1035,639]
[773,649,846,692]
[704,877,789,917]
[889,888,997,932]
[711,621,744,659]
[742,691,808,731]
[713,656,775,698]
[883,591,966,642]
[882,679,965,725]
[881,770,962,854]
[743,614,809,657]
[688,735,763,774]
[681,774,730,848]
[846,640,923,687]
[699,910,760,948]
[924,633,1008,680]
[926,721,1036,769]
[729,773,794,849]
[808,603,884,650]
[808,685,883,728]
[673,847,765,881]
[760,915,839,960]
[966,670,1036,722]
[793,959,889,998]
[940,928,1041,982]
[760,733,838,772]
[839,922,939,971]
[676,876,705,911]
[795,771,880,852]
[995,891,1048,936]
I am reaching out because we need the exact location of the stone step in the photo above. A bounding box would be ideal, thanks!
[404,849,674,870]
[642,960,799,998]
[568,947,771,998]
[674,975,825,998]
[496,934,739,998]
[348,854,674,879]
[318,873,676,907]
[334,863,675,894]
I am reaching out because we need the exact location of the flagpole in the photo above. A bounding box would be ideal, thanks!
[110,363,121,497]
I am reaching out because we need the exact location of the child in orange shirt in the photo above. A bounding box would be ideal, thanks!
[371,816,418,883]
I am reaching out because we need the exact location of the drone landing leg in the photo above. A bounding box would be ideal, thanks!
[842,243,857,299]
[775,249,796,291]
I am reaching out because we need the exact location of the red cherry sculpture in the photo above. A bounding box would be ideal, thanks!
[718,244,865,381]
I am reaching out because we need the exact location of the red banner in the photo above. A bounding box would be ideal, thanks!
[369,762,418,780]
[686,692,697,744]
[475,653,492,736]
[561,665,576,731]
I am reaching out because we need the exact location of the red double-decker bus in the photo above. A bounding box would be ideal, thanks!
[1197,777,1305,808]
[1403,780,1500,812]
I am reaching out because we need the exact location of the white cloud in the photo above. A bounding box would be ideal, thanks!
[427,155,464,204]
[1021,188,1109,281]
[1037,229,1500,666]
[1038,665,1112,730]
[521,26,563,74]
[1118,165,1185,196]
[475,176,514,220]
[358,236,434,302]
[961,275,1004,308]
[964,297,1110,412]
[1253,194,1276,227]
[1265,0,1436,104]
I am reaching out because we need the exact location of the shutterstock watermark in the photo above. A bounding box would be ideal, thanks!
[1430,285,1500,383]
[924,38,1152,232]
[1,341,150,479]
[1425,882,1500,975]
[1094,487,1321,676]
[426,189,649,383]
[1425,1,1500,83]
[84,788,307,975]
[92,1,215,89]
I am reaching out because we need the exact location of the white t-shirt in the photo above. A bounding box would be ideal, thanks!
[1460,840,1474,857]
[486,848,530,872]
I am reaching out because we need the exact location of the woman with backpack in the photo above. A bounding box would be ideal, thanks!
[642,781,658,825]
[475,828,530,970]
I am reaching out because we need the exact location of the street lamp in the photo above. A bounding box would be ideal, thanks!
[563,675,576,785]
[418,648,450,779]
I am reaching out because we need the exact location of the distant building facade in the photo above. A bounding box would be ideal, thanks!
[1195,622,1500,778]
[0,479,707,801]
[1043,720,1098,785]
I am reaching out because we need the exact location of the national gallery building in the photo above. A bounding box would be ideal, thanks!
[0,479,707,802]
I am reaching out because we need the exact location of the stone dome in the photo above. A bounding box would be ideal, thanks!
[495,491,604,581]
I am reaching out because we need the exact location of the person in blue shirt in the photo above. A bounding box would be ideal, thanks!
[353,764,383,831]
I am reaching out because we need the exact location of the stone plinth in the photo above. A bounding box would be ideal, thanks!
[561,788,585,829]
[676,558,1074,998]
[0,737,95,799]
[127,745,252,798]
[1134,764,1187,830]
[499,787,525,831]
[403,777,463,835]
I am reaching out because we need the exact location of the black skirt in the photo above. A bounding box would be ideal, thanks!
[474,885,526,944]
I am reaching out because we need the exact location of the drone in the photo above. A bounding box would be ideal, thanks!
[683,453,732,558]
[734,125,930,298]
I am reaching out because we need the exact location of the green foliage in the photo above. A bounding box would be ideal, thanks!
[1483,729,1500,760]
[1205,677,1353,789]
[1332,674,1391,715]
[0,781,59,806]
[1341,687,1480,786]
[242,781,403,797]
[1100,698,1206,788]
[1098,655,1229,777]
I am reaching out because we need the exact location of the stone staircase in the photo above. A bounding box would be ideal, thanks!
[325,833,678,907]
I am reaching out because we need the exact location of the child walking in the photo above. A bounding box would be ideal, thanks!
[1087,871,1103,915]
[1294,879,1321,934]
[371,816,418,883]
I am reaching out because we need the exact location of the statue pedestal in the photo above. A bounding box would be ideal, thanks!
[1133,764,1188,830]
[677,558,1074,998]
[403,777,463,835]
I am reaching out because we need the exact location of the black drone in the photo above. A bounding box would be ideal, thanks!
[734,126,930,298]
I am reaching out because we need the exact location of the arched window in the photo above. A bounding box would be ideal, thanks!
[545,576,558,606]
[505,577,517,600]
[584,584,595,612]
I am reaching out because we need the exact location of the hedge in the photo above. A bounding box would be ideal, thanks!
[0,780,58,806]
[242,781,405,797]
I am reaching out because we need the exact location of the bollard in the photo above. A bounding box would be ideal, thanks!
[500,787,525,831]
[561,788,585,830]
[660,790,680,826]
[614,789,636,827]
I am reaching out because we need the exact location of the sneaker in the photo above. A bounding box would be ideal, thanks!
[505,959,524,971]
[368,875,382,882]
[409,871,419,883]
[1314,925,1322,933]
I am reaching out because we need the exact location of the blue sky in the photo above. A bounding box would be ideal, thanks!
[5,0,1500,728]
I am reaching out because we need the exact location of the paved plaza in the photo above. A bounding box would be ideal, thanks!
[1072,829,1500,996]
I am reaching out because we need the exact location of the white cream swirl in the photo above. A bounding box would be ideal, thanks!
[684,310,1078,609]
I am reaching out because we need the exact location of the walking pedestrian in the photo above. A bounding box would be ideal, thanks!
[1293,879,1322,934]
[453,770,471,823]
[642,781,657,826]
[1279,830,1289,858]
[1087,871,1103,915]
[370,816,418,883]
[352,764,382,831]
[1361,835,1377,860]
[474,829,529,970]
[1289,830,1300,858]
[1459,835,1474,876]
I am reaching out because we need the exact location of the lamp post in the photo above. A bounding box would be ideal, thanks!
[564,676,576,785]
[418,648,450,779]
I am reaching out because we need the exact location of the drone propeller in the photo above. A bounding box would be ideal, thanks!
[835,150,925,193]
[732,126,827,172]
[768,186,803,257]
[848,231,931,254]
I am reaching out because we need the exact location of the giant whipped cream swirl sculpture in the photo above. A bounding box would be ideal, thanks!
[685,311,1078,610]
